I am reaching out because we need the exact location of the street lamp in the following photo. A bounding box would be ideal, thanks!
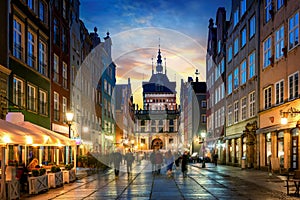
[66,112,74,138]
[201,132,206,168]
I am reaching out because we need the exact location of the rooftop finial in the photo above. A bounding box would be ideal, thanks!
[152,57,154,75]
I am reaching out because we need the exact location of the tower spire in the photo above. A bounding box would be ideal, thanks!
[152,57,154,75]
[156,40,163,73]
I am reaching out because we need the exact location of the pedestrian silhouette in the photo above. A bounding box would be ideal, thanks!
[181,151,189,178]
[155,149,163,174]
[113,150,122,178]
[125,149,134,175]
[165,150,174,177]
[150,149,156,174]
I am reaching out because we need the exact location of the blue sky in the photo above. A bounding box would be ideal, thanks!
[80,0,231,104]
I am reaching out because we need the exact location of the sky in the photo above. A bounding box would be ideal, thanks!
[80,0,231,106]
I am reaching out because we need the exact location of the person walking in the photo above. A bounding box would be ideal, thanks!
[150,149,156,174]
[181,151,189,178]
[113,150,122,179]
[125,149,135,175]
[213,152,218,166]
[165,150,174,177]
[155,149,163,174]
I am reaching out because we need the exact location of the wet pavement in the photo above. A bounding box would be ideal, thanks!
[22,160,299,200]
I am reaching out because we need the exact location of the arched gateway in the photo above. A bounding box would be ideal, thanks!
[152,138,163,149]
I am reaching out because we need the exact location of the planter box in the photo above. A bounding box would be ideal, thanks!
[48,172,63,188]
[6,179,20,200]
[28,175,49,194]
[63,169,76,183]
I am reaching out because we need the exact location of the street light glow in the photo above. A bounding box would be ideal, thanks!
[66,112,74,122]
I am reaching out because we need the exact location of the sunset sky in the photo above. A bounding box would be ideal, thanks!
[80,0,231,106]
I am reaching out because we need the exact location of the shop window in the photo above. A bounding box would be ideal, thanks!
[266,132,271,165]
[277,131,284,167]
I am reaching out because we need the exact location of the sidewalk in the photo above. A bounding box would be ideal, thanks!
[192,162,288,195]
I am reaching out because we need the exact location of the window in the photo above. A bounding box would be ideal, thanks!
[108,83,111,96]
[13,77,24,107]
[28,0,34,10]
[240,0,246,17]
[241,60,247,85]
[265,0,272,23]
[234,67,239,89]
[13,19,23,60]
[54,18,59,45]
[263,36,272,68]
[27,31,35,68]
[54,92,59,121]
[39,90,47,115]
[220,58,225,74]
[249,15,256,38]
[228,74,232,94]
[169,119,174,125]
[62,62,67,88]
[275,80,284,105]
[228,46,232,62]
[201,114,207,123]
[277,0,284,10]
[234,37,239,55]
[62,28,67,53]
[220,106,224,126]
[27,84,37,112]
[249,91,255,117]
[264,86,272,109]
[275,25,284,60]
[241,97,247,120]
[234,101,239,123]
[63,0,67,19]
[289,12,299,50]
[39,41,47,76]
[228,105,232,126]
[248,51,255,79]
[104,79,107,93]
[53,54,59,82]
[217,40,221,54]
[62,96,67,122]
[201,100,206,108]
[289,72,299,100]
[234,9,239,27]
[39,1,46,23]
[277,132,284,167]
[241,27,247,47]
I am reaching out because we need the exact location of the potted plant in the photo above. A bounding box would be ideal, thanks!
[48,165,63,188]
[32,169,39,177]
[63,163,76,183]
[28,169,49,194]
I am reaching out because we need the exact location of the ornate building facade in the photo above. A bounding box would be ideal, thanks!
[134,47,180,152]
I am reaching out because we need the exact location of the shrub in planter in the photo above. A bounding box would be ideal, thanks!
[51,165,61,173]
[65,163,74,170]
[32,169,39,177]
[39,168,46,176]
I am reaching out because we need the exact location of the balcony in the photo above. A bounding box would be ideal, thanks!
[135,109,180,120]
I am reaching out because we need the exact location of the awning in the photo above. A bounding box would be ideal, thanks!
[0,119,44,145]
[16,121,76,146]
[0,119,75,146]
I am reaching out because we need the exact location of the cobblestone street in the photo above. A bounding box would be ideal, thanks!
[22,160,299,200]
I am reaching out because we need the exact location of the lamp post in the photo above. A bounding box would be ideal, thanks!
[131,139,135,152]
[66,112,74,138]
[201,132,206,168]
